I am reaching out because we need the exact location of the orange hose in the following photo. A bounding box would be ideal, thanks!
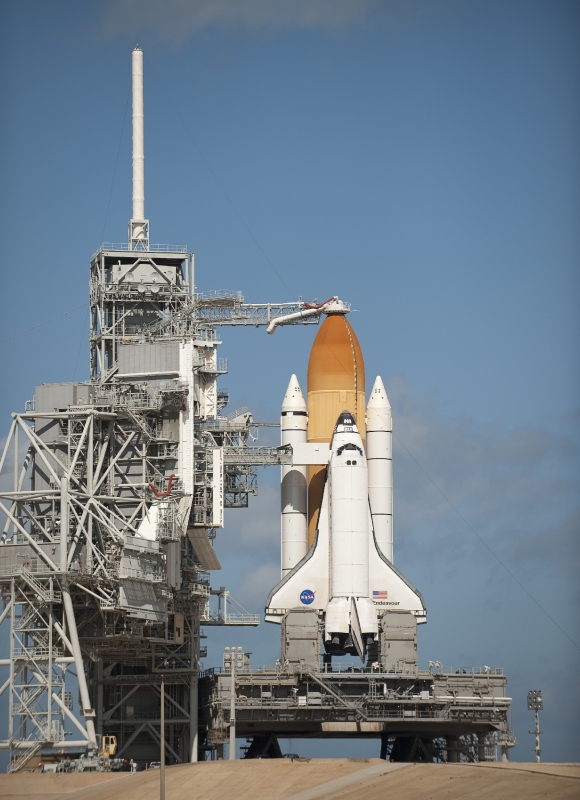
[303,297,334,310]
[149,474,175,498]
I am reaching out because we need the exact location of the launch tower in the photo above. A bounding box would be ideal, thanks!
[0,47,345,771]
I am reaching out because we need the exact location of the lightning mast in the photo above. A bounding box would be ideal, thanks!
[130,46,148,250]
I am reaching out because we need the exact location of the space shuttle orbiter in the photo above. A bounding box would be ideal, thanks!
[265,314,425,660]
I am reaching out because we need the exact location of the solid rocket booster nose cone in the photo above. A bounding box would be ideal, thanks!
[366,376,392,434]
[281,374,307,413]
[367,376,391,410]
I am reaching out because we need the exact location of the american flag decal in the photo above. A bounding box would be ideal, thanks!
[373,590,388,599]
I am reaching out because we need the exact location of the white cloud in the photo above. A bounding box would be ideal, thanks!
[385,374,579,590]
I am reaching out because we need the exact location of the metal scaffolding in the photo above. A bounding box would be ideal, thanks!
[0,233,335,771]
[200,660,516,763]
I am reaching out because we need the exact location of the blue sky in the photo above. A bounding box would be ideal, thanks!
[0,0,578,762]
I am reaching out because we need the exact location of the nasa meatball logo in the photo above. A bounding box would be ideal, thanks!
[300,589,315,605]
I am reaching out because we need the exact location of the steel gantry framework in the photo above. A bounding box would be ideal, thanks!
[0,44,350,771]
[0,236,341,770]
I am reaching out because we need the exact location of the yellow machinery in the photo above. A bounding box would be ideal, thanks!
[100,735,117,757]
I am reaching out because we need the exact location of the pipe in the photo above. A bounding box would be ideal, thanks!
[149,474,175,498]
[266,296,349,334]
[266,306,329,335]
[60,477,68,573]
[62,584,97,747]
[0,740,90,750]
[54,619,74,656]
[0,600,12,627]
[303,297,335,310]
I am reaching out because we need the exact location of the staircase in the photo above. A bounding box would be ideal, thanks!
[303,667,368,720]
[8,740,43,773]
[18,568,60,603]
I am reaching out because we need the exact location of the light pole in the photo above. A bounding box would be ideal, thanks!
[229,654,236,761]
[224,647,248,761]
[527,690,543,763]
[160,676,165,799]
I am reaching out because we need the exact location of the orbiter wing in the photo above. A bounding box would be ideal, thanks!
[265,473,426,624]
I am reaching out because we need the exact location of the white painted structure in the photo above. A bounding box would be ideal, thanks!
[266,409,426,654]
[326,412,378,645]
[366,376,393,562]
[179,340,196,495]
[129,45,149,248]
[280,376,308,576]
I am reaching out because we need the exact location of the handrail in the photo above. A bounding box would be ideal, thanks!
[93,242,189,258]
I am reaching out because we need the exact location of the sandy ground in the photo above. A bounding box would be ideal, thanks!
[0,758,578,800]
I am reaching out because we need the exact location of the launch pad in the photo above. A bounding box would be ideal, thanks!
[199,607,513,762]
[199,662,512,762]
[0,46,515,771]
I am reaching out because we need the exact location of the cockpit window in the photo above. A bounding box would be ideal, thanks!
[337,443,363,456]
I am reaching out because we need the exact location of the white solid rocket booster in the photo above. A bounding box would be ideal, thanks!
[366,376,393,562]
[280,376,308,577]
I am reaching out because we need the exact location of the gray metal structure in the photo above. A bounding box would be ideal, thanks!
[199,610,516,762]
[0,260,331,773]
[0,47,341,772]
[201,662,514,763]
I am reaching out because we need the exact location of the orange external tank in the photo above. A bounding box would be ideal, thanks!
[307,314,366,546]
